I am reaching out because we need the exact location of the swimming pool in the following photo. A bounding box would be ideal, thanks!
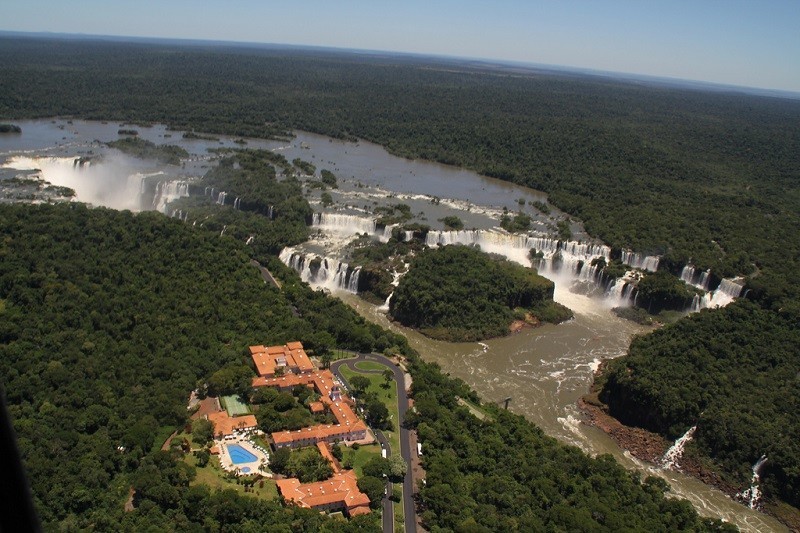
[227,444,258,465]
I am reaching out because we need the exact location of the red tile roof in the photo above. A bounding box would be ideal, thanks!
[207,411,257,437]
[276,470,371,515]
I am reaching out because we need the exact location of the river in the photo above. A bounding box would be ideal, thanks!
[0,120,786,532]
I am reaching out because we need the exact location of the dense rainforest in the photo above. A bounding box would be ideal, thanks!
[0,203,737,531]
[0,203,402,530]
[1,37,798,309]
[407,358,736,533]
[2,34,800,524]
[599,301,800,510]
[390,245,571,341]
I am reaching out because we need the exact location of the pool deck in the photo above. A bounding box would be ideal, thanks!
[216,436,271,477]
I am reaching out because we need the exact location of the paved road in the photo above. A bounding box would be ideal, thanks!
[331,353,416,533]
[249,259,281,289]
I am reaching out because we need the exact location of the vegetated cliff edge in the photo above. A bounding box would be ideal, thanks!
[583,301,800,529]
[389,245,572,341]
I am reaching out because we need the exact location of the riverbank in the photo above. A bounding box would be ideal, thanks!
[580,363,799,532]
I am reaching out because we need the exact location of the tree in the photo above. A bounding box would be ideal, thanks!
[349,375,371,395]
[192,419,214,446]
[321,352,333,369]
[362,456,389,479]
[387,455,407,482]
[286,449,333,483]
[269,447,291,475]
[207,365,253,397]
[357,476,385,509]
[195,449,210,467]
[366,400,391,430]
[382,369,394,389]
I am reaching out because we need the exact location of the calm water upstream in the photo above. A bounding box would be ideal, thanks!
[0,120,787,532]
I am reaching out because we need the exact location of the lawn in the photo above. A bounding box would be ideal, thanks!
[220,394,250,416]
[342,443,382,477]
[353,360,388,372]
[155,425,179,450]
[185,454,278,500]
[338,363,401,469]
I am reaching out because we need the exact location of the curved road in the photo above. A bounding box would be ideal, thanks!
[331,353,415,533]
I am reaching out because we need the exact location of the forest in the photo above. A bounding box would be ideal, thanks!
[0,202,739,531]
[406,355,735,532]
[2,34,800,526]
[0,203,405,530]
[0,37,798,309]
[390,245,571,341]
[599,301,800,511]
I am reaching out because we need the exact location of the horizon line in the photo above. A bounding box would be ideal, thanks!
[2,29,799,101]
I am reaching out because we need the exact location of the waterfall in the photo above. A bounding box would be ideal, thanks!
[233,197,241,209]
[268,205,274,219]
[378,224,399,243]
[152,180,190,213]
[220,225,227,237]
[738,456,768,509]
[689,278,744,312]
[425,229,611,270]
[378,268,406,312]
[217,191,227,205]
[424,229,634,303]
[404,230,414,242]
[245,236,255,245]
[681,265,711,291]
[661,425,697,469]
[279,248,362,294]
[312,212,377,235]
[620,250,660,272]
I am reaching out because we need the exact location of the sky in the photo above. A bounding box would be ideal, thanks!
[1,0,799,93]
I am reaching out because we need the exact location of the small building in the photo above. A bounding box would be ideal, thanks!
[276,470,371,517]
[250,342,314,378]
[207,411,258,439]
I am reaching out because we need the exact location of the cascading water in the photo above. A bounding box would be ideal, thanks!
[220,225,227,237]
[268,205,274,219]
[378,267,407,312]
[661,425,697,470]
[233,197,241,209]
[620,250,660,272]
[424,229,634,304]
[312,212,377,235]
[153,180,190,213]
[279,248,362,294]
[1,155,155,212]
[378,224,399,243]
[738,456,768,510]
[690,278,744,312]
[217,191,227,205]
[681,265,712,291]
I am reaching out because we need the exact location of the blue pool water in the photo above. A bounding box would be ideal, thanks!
[227,444,258,464]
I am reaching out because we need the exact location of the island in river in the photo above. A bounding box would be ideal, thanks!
[388,245,572,341]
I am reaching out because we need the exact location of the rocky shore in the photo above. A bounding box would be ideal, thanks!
[580,363,800,532]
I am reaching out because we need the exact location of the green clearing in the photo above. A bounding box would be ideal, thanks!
[342,443,382,477]
[456,396,492,422]
[393,483,405,532]
[353,360,388,372]
[338,362,401,472]
[186,454,278,500]
[155,425,179,450]
[221,394,250,416]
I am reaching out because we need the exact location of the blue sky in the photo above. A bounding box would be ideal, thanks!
[1,0,798,92]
